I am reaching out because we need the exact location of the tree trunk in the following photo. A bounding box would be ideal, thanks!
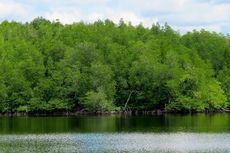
[124,90,134,110]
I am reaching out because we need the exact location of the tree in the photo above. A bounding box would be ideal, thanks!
[0,19,229,113]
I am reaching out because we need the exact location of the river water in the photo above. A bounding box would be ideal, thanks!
[0,113,230,152]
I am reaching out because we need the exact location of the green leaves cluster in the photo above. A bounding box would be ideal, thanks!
[0,18,229,113]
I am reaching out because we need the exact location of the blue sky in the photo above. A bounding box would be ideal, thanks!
[0,0,229,34]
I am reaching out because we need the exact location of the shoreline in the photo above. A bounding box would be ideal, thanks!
[0,109,229,117]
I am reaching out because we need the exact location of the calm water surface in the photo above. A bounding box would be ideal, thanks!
[0,113,230,152]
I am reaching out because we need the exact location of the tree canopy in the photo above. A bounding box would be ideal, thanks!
[0,18,229,113]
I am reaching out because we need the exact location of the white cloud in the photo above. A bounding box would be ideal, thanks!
[0,0,229,33]
[174,24,223,34]
[44,7,158,27]
[95,9,158,27]
[87,12,105,22]
[0,1,27,17]
[40,0,108,5]
[105,10,143,26]
[116,0,230,24]
[171,1,230,24]
[111,0,191,13]
[45,8,83,24]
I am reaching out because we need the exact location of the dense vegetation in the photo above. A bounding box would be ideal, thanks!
[0,18,230,113]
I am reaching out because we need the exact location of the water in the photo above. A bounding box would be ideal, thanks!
[0,113,230,152]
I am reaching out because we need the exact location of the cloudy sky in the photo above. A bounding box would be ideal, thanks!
[0,0,229,34]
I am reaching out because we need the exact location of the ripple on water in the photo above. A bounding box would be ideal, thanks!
[0,133,230,153]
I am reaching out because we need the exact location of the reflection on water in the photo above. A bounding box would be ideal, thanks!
[0,133,230,153]
[0,113,230,133]
[1,113,230,152]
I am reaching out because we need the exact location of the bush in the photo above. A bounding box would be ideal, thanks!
[81,88,116,112]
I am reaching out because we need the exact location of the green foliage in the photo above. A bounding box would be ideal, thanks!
[0,17,229,113]
[81,88,116,111]
[198,80,227,109]
[217,66,230,103]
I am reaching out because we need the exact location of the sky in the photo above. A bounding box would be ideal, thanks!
[0,0,229,34]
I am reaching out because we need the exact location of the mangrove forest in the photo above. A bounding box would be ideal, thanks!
[0,18,230,113]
